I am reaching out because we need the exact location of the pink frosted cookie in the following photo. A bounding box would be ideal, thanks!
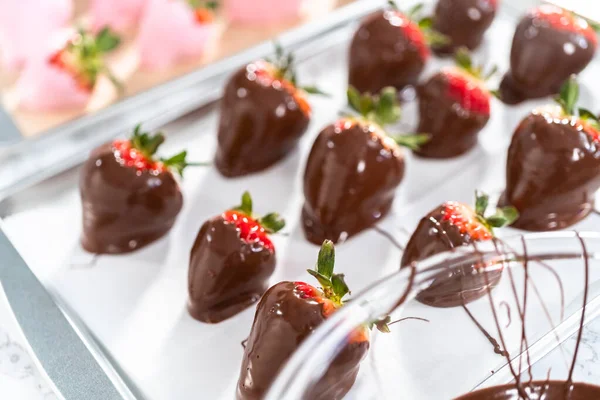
[137,0,218,70]
[0,0,73,70]
[17,28,122,111]
[224,0,304,24]
[89,0,148,33]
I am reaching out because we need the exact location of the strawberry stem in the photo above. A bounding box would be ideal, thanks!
[555,75,579,116]
[307,240,350,305]
[231,192,286,232]
[391,133,431,150]
[347,86,402,126]
[233,191,253,215]
[160,151,210,177]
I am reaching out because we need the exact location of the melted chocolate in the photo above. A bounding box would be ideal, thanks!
[187,216,276,323]
[401,205,502,307]
[499,12,596,105]
[415,72,489,158]
[236,282,368,400]
[348,10,426,94]
[301,122,405,245]
[500,112,600,231]
[432,0,496,55]
[80,143,183,254]
[215,63,310,177]
[454,381,600,400]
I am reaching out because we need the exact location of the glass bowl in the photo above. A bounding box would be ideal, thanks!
[266,232,600,399]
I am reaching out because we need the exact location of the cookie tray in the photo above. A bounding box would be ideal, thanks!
[1,0,600,399]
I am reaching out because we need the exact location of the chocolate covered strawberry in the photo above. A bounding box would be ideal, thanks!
[499,5,597,105]
[137,0,218,70]
[17,27,122,111]
[215,45,322,177]
[499,77,600,231]
[302,87,429,245]
[80,124,197,254]
[402,192,517,307]
[415,49,494,158]
[348,3,448,94]
[237,240,373,400]
[432,0,497,55]
[188,192,285,323]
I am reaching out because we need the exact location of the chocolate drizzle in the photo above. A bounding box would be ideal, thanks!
[215,63,310,177]
[500,112,600,231]
[432,0,496,55]
[348,10,426,94]
[499,12,596,105]
[80,143,183,254]
[301,122,405,245]
[415,72,489,158]
[187,216,276,323]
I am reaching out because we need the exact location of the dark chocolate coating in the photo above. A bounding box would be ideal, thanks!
[349,10,426,94]
[433,0,496,55]
[415,72,489,158]
[454,381,600,400]
[216,64,310,177]
[187,216,276,323]
[302,122,405,245]
[80,143,183,254]
[499,12,596,105]
[237,282,368,400]
[401,205,502,307]
[500,112,600,231]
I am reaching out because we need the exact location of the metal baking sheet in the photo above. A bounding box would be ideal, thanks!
[0,0,600,399]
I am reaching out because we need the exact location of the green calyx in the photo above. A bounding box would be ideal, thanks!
[454,47,498,81]
[130,124,207,177]
[187,0,218,10]
[474,191,519,232]
[267,42,328,96]
[555,76,600,131]
[307,240,350,305]
[388,1,449,47]
[347,86,430,150]
[369,315,392,333]
[65,27,122,91]
[231,191,286,233]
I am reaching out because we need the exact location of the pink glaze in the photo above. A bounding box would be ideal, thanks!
[17,53,90,111]
[0,0,72,70]
[89,0,148,33]
[137,0,217,70]
[224,0,304,24]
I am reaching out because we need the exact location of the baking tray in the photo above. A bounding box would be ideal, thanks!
[0,0,383,202]
[0,0,599,399]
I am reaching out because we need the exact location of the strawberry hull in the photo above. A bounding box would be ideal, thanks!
[499,8,596,105]
[80,143,183,254]
[432,0,496,55]
[302,122,405,245]
[401,205,502,307]
[500,113,600,231]
[415,72,489,158]
[216,64,310,177]
[236,282,368,400]
[187,216,276,323]
[349,11,427,94]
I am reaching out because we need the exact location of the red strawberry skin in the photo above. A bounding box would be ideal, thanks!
[499,112,600,231]
[188,213,276,323]
[216,62,310,177]
[80,142,183,254]
[415,70,490,158]
[432,0,496,55]
[349,10,428,94]
[401,203,501,307]
[302,120,405,245]
[499,5,596,104]
[236,281,368,400]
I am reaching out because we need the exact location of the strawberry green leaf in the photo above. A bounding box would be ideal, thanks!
[556,75,579,116]
[373,87,402,125]
[131,125,165,158]
[423,28,450,47]
[455,47,472,72]
[489,89,501,100]
[301,86,330,97]
[579,107,599,122]
[259,213,286,233]
[160,151,209,177]
[204,1,219,10]
[233,191,253,215]
[407,3,424,19]
[347,86,363,115]
[475,191,489,217]
[331,273,349,300]
[387,0,399,10]
[316,239,335,279]
[392,133,430,150]
[95,27,121,53]
[484,65,499,81]
[307,269,332,289]
[486,206,519,228]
